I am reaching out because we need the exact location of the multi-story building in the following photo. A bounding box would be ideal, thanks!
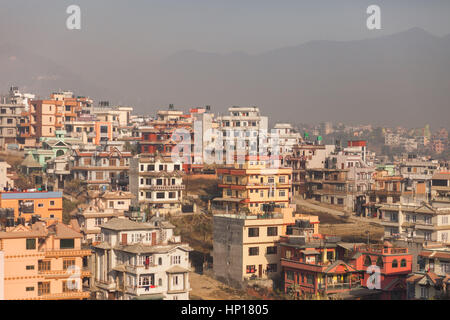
[305,168,351,210]
[216,106,268,158]
[213,207,317,288]
[407,244,450,299]
[378,202,450,243]
[0,102,25,147]
[92,217,192,300]
[0,221,92,300]
[72,191,134,244]
[213,156,292,214]
[286,143,335,196]
[129,154,185,215]
[281,234,412,299]
[0,162,15,190]
[399,159,439,203]
[71,147,132,191]
[0,191,63,222]
[268,123,302,164]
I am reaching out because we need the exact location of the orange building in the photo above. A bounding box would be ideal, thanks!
[94,121,113,145]
[213,156,292,214]
[0,191,63,222]
[0,221,91,300]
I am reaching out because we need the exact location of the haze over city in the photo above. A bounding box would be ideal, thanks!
[1,1,450,127]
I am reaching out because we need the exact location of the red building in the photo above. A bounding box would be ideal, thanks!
[280,224,413,299]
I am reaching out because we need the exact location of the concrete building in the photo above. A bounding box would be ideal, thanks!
[0,162,14,190]
[0,191,63,222]
[286,143,335,196]
[71,147,132,191]
[72,191,134,244]
[0,102,25,147]
[213,156,292,214]
[92,217,192,300]
[213,207,317,288]
[0,221,91,300]
[268,123,302,165]
[129,154,185,215]
[407,245,450,299]
[216,106,268,158]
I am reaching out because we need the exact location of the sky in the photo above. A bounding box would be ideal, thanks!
[1,1,450,127]
[2,0,450,62]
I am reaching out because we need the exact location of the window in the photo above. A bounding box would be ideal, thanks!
[286,271,294,281]
[248,228,259,237]
[139,274,155,287]
[420,287,429,299]
[246,265,256,274]
[158,257,162,265]
[279,176,286,183]
[95,218,103,226]
[248,247,259,256]
[376,257,384,268]
[171,256,181,264]
[38,203,44,208]
[279,190,286,197]
[63,280,78,292]
[169,192,176,199]
[38,260,51,271]
[156,192,165,199]
[60,239,74,249]
[146,192,152,199]
[26,238,36,250]
[173,275,179,286]
[26,287,35,292]
[26,265,35,270]
[147,164,155,171]
[63,259,75,270]
[400,259,407,267]
[424,232,432,241]
[392,259,398,268]
[267,227,278,237]
[364,255,372,266]
[50,201,55,206]
[38,282,50,296]
[424,216,432,225]
[267,264,277,273]
[266,246,277,255]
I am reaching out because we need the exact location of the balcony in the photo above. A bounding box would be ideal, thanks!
[38,291,91,300]
[38,268,91,279]
[44,249,92,258]
[140,185,185,191]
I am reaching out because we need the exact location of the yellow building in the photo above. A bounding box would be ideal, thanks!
[0,221,91,300]
[0,191,63,222]
[214,156,292,214]
[212,206,318,287]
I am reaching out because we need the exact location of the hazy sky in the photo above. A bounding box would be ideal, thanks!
[2,0,450,63]
[1,1,450,127]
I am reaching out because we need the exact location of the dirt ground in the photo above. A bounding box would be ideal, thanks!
[295,199,384,243]
[189,272,257,300]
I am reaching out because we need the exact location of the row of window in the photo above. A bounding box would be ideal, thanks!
[139,164,181,172]
[141,191,178,199]
[363,256,407,268]
[26,238,74,250]
[248,246,277,256]
[246,264,277,274]
[248,227,278,237]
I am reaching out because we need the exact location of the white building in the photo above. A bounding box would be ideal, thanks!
[92,217,192,300]
[216,106,268,159]
[72,191,134,244]
[268,123,302,163]
[0,161,14,190]
[129,154,185,215]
